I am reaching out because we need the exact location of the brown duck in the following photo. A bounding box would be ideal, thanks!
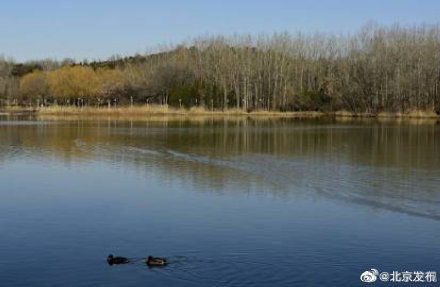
[146,256,168,266]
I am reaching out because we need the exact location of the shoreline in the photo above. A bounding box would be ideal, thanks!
[0,106,439,119]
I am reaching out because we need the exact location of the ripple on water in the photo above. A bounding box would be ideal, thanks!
[144,253,298,287]
[120,146,440,221]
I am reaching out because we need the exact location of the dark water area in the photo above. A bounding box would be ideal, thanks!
[0,115,439,286]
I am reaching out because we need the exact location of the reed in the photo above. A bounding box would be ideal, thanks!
[36,105,326,117]
[30,105,440,119]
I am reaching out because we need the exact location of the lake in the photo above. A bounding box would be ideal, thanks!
[0,115,439,286]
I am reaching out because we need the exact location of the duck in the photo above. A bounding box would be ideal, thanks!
[146,255,168,266]
[107,254,129,265]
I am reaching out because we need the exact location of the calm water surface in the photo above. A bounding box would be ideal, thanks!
[0,115,439,286]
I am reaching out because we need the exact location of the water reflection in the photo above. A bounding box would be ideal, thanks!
[1,115,439,220]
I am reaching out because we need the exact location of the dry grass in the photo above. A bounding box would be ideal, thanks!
[1,106,35,112]
[332,109,439,119]
[377,110,438,118]
[406,109,439,118]
[38,105,181,115]
[3,105,437,119]
[333,110,357,117]
[333,110,377,118]
[36,105,326,118]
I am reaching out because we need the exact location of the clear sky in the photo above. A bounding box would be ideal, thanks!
[1,0,439,62]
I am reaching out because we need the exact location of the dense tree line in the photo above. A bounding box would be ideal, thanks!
[1,23,440,113]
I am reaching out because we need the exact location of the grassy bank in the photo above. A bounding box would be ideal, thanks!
[1,105,439,119]
[0,106,35,112]
[332,110,439,119]
[35,105,325,118]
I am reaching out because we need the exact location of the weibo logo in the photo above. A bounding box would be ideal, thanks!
[360,269,379,283]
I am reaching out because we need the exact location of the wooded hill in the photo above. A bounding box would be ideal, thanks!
[1,23,440,114]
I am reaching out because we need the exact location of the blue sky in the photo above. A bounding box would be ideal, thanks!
[0,0,439,61]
